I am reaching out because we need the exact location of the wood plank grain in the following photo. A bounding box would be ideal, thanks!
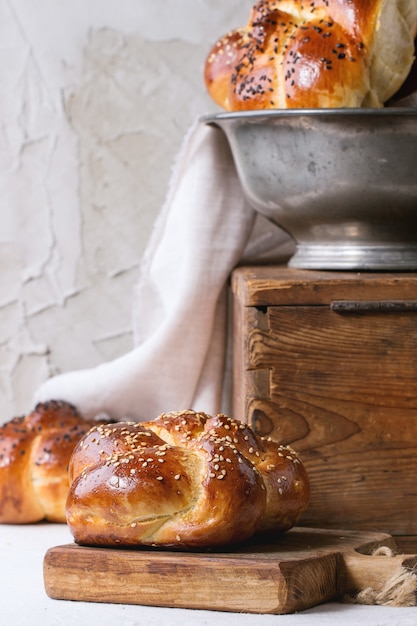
[246,306,417,534]
[231,266,417,307]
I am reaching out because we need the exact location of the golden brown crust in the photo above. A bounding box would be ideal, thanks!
[204,28,246,109]
[66,410,310,548]
[0,401,111,524]
[204,0,417,110]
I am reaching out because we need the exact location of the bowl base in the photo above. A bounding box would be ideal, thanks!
[288,243,417,271]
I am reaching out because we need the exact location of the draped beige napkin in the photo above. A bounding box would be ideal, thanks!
[34,118,292,421]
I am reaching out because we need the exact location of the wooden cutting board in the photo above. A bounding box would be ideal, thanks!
[43,527,417,614]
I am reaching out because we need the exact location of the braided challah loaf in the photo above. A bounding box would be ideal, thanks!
[66,410,310,548]
[204,0,417,110]
[0,401,111,524]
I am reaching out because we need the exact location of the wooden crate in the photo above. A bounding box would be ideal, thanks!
[232,266,417,551]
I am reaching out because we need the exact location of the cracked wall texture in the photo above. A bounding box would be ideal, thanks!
[0,0,248,420]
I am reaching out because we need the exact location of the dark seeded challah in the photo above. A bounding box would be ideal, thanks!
[66,410,310,548]
[0,401,111,524]
[204,0,417,110]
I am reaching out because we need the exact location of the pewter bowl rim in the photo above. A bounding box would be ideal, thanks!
[201,107,417,123]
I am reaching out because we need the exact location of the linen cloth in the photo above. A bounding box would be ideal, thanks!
[34,118,293,421]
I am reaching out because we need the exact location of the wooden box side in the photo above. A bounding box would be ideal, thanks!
[231,266,417,539]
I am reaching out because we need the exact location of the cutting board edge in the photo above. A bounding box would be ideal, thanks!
[42,527,399,615]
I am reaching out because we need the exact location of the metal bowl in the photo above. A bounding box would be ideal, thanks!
[202,109,417,270]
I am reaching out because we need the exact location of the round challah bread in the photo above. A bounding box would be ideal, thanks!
[0,401,111,524]
[66,410,310,548]
[204,0,417,110]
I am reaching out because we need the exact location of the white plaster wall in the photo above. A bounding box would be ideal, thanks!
[0,0,249,421]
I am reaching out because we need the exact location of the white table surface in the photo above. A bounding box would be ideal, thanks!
[1,522,416,626]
